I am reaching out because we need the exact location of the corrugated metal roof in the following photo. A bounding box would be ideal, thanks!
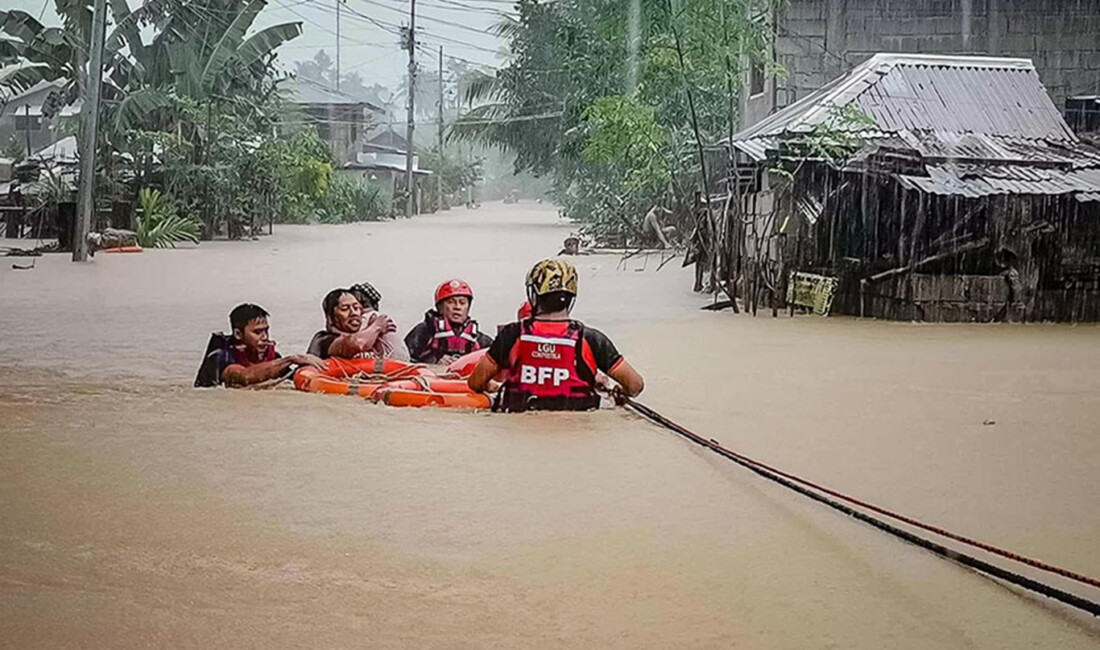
[728,53,1100,197]
[730,138,771,161]
[895,131,1100,165]
[897,165,1100,197]
[730,53,1074,145]
[855,64,1073,141]
[286,77,384,113]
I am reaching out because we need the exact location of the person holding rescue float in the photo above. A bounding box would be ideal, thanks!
[468,258,644,411]
[405,279,494,365]
[194,303,324,388]
[308,285,409,361]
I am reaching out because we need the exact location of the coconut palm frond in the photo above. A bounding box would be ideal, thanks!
[136,188,201,248]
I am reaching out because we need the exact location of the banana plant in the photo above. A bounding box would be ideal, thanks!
[1,0,300,133]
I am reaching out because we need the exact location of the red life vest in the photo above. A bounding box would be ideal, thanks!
[498,319,601,412]
[426,313,483,360]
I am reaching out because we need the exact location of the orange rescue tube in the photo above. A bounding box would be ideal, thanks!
[294,358,434,398]
[374,388,492,409]
[446,348,488,377]
[103,245,143,253]
[377,377,476,394]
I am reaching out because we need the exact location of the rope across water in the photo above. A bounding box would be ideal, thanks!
[623,397,1100,617]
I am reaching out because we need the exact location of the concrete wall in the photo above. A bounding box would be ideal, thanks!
[745,0,1100,128]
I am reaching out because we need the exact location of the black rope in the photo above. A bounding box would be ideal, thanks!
[624,398,1100,617]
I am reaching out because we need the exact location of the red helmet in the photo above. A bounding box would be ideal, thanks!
[435,278,473,304]
[517,301,533,320]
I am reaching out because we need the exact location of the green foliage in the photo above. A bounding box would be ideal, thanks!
[451,0,777,245]
[1,136,25,163]
[135,188,201,248]
[314,175,389,224]
[25,168,74,216]
[1,0,304,241]
[768,104,877,179]
[581,95,669,192]
[420,148,484,203]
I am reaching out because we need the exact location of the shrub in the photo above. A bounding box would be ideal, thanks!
[135,188,201,248]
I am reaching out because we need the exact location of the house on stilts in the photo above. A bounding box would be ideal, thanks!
[724,53,1100,322]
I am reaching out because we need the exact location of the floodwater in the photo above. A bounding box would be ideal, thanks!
[1,203,1099,648]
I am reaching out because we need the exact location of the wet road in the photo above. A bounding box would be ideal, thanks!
[2,203,1099,648]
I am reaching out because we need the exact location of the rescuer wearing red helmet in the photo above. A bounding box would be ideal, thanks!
[468,258,644,412]
[404,278,494,364]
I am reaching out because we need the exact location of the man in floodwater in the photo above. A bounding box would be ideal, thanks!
[307,286,410,360]
[405,279,493,365]
[642,205,677,249]
[194,303,323,388]
[468,258,644,411]
[558,235,582,255]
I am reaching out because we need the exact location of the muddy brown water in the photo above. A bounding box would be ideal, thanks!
[2,203,1099,648]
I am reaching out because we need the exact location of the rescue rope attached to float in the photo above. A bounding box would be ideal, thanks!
[622,396,1100,616]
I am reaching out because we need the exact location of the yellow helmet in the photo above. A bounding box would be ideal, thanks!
[526,258,579,299]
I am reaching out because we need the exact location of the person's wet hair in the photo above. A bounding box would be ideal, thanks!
[322,288,357,318]
[535,291,573,315]
[229,303,269,332]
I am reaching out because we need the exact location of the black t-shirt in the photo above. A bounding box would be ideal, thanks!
[488,319,623,373]
[405,318,494,363]
[307,330,337,358]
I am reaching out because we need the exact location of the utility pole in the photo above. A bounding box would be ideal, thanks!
[437,46,444,213]
[404,0,417,218]
[23,104,32,158]
[335,0,341,91]
[20,104,31,240]
[73,0,108,262]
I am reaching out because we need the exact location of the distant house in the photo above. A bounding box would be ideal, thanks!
[0,70,79,158]
[348,128,424,178]
[286,77,384,164]
[339,127,433,214]
[724,53,1100,322]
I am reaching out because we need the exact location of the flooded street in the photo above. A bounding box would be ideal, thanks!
[2,203,1099,648]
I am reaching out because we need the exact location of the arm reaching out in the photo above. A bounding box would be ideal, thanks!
[607,360,644,398]
[328,315,396,357]
[467,354,500,393]
[223,354,324,387]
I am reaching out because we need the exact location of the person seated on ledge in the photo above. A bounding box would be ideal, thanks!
[194,303,323,388]
[468,258,644,411]
[307,285,409,360]
[405,279,493,365]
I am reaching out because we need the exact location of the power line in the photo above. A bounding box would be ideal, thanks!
[282,41,395,49]
[350,0,500,39]
[276,110,560,127]
[297,0,505,58]
[343,47,405,71]
[416,43,495,71]
[422,0,516,19]
[276,0,390,48]
[336,2,506,57]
